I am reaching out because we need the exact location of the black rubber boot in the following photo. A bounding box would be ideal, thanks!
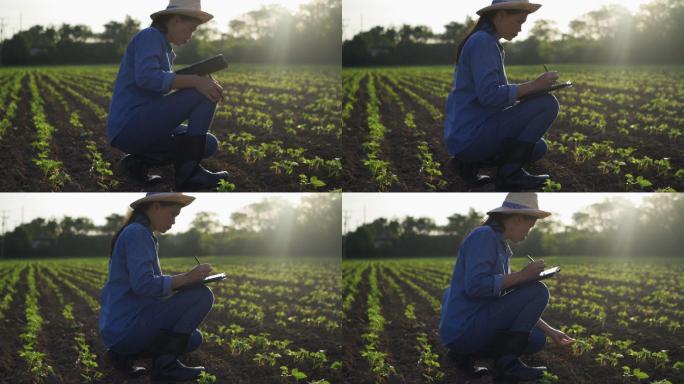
[173,135,229,191]
[449,157,492,186]
[492,330,547,383]
[151,331,205,382]
[107,349,147,378]
[495,140,549,191]
[447,349,489,378]
[119,154,164,184]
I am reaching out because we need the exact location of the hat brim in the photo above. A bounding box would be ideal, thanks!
[130,193,195,209]
[477,3,541,16]
[150,9,213,24]
[486,207,551,219]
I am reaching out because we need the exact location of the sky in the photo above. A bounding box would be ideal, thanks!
[342,0,655,40]
[0,193,309,234]
[342,193,652,233]
[0,0,314,38]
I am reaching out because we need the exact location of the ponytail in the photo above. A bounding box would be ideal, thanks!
[455,9,530,64]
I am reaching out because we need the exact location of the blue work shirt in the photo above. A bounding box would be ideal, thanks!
[443,23,519,156]
[439,225,512,347]
[107,27,177,144]
[99,214,173,348]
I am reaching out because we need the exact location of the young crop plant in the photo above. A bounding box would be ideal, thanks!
[19,265,54,381]
[415,332,445,383]
[280,366,307,382]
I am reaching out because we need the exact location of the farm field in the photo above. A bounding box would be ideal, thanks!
[341,65,684,192]
[341,257,684,384]
[0,65,341,192]
[0,257,342,384]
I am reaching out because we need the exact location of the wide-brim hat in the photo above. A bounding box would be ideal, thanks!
[151,0,214,24]
[130,192,195,209]
[477,0,542,16]
[487,193,551,219]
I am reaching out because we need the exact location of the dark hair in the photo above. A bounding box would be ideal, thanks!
[481,212,507,232]
[150,14,202,34]
[109,201,183,257]
[456,9,529,64]
[481,212,536,233]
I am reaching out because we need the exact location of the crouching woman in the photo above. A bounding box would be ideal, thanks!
[99,193,215,382]
[439,193,574,382]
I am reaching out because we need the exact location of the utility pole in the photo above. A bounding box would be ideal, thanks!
[0,18,6,63]
[342,210,351,259]
[0,210,8,259]
[0,18,6,41]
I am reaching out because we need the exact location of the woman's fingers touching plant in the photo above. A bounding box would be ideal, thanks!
[548,328,575,346]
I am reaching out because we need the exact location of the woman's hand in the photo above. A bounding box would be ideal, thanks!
[547,327,575,346]
[194,76,224,103]
[533,71,560,92]
[520,259,546,282]
[185,263,213,284]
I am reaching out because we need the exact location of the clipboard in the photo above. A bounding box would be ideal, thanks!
[520,81,572,100]
[536,266,560,281]
[175,273,226,291]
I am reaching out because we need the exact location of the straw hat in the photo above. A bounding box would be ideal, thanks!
[477,0,542,16]
[130,192,195,209]
[487,193,551,219]
[150,0,214,24]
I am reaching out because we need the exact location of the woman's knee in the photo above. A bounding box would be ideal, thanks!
[204,132,219,158]
[185,329,203,354]
[542,94,560,119]
[524,281,550,304]
[530,139,548,162]
[525,327,546,355]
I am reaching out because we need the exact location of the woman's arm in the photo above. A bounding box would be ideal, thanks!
[516,72,560,99]
[537,317,575,346]
[169,263,213,290]
[171,74,223,103]
[501,260,546,290]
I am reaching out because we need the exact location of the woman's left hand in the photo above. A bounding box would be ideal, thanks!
[548,328,575,346]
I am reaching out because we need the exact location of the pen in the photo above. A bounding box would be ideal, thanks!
[194,256,201,265]
[527,255,535,263]
[543,64,549,72]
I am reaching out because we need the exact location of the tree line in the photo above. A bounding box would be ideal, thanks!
[343,0,684,66]
[0,194,341,259]
[1,0,341,65]
[343,194,684,259]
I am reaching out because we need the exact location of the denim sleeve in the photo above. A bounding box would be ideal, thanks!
[462,229,504,297]
[469,36,518,108]
[123,225,172,297]
[133,30,176,93]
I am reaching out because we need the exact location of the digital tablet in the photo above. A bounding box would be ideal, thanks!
[537,266,560,280]
[175,273,226,290]
[521,81,573,100]
[175,54,229,76]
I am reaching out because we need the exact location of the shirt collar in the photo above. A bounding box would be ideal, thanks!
[151,27,174,53]
[481,22,505,53]
[489,226,512,254]
[133,214,159,243]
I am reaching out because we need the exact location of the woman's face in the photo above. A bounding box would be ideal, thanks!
[505,215,537,243]
[493,11,528,41]
[148,203,182,233]
[166,16,201,45]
